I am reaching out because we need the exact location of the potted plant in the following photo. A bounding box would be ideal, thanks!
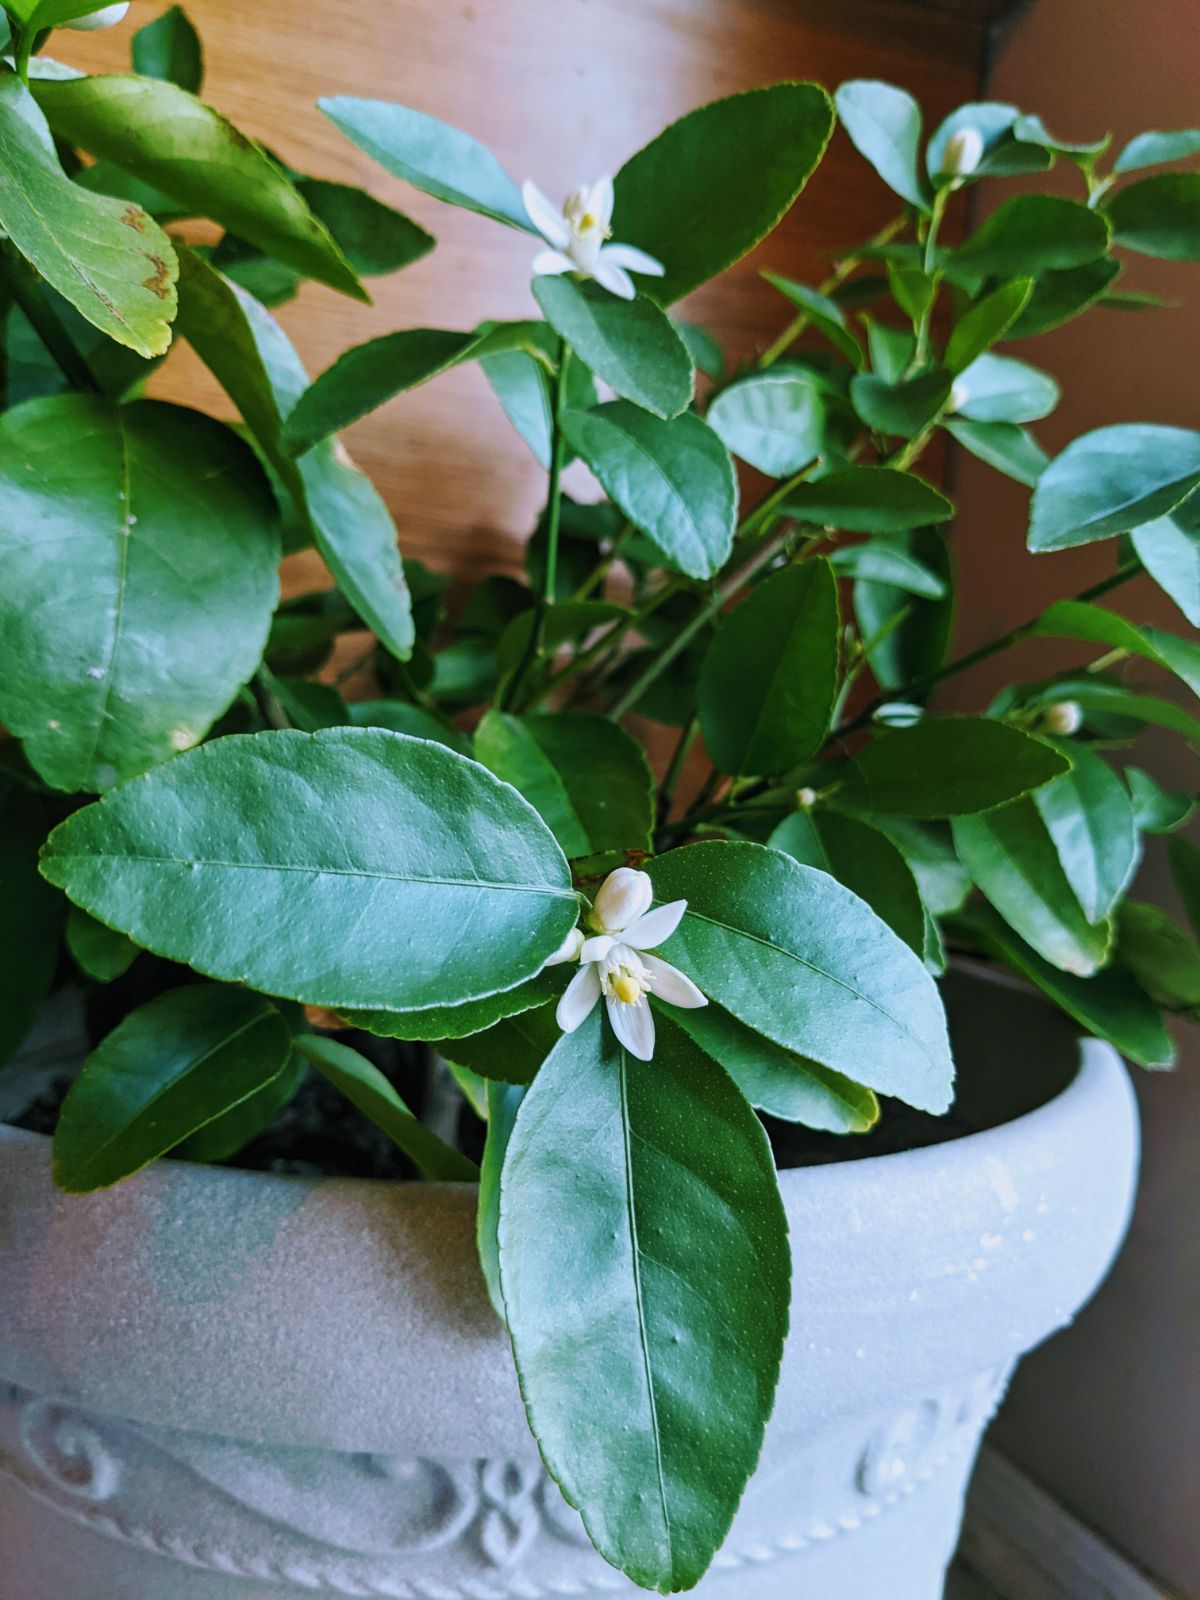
[0,6,1197,1596]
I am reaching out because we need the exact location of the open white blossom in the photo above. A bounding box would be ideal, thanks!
[522,176,665,301]
[551,867,706,1061]
[65,3,130,28]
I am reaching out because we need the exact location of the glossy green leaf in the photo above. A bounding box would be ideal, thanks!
[0,76,177,358]
[854,527,953,691]
[1132,503,1200,626]
[838,717,1070,818]
[173,250,414,660]
[835,80,928,209]
[947,197,1110,283]
[561,403,736,580]
[872,817,972,915]
[1104,174,1200,259]
[783,466,952,533]
[499,1009,790,1591]
[926,102,1053,180]
[176,1051,307,1165]
[294,1033,479,1181]
[1127,766,1196,834]
[54,986,293,1193]
[953,799,1112,976]
[1032,744,1139,924]
[437,995,562,1084]
[1115,901,1200,1013]
[475,710,653,856]
[674,320,724,379]
[320,96,530,230]
[956,904,1174,1069]
[1007,259,1122,339]
[41,728,579,1013]
[944,418,1048,486]
[0,394,280,793]
[1029,425,1200,551]
[708,372,826,476]
[1030,599,1200,697]
[699,561,839,777]
[534,278,693,420]
[1168,834,1200,938]
[772,809,924,953]
[281,323,541,457]
[1019,677,1200,741]
[1114,129,1200,175]
[887,262,935,324]
[66,906,138,983]
[34,74,364,301]
[0,784,62,1067]
[865,318,916,382]
[612,82,834,304]
[481,334,596,469]
[945,279,1033,373]
[763,272,864,366]
[132,4,203,92]
[648,840,954,1111]
[829,541,947,597]
[349,968,565,1046]
[850,369,952,439]
[348,700,471,755]
[951,352,1059,424]
[478,1079,524,1317]
[289,178,435,280]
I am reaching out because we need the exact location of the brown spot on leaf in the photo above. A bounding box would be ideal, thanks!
[303,1005,352,1032]
[120,205,147,234]
[142,255,172,299]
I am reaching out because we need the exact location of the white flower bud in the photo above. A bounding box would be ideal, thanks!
[1041,700,1084,736]
[590,867,653,934]
[795,787,819,809]
[64,3,130,29]
[544,926,585,967]
[947,379,970,415]
[940,127,984,180]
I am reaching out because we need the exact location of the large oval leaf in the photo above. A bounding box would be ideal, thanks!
[1032,744,1139,925]
[0,394,280,793]
[533,278,693,420]
[951,352,1060,425]
[707,372,826,477]
[612,83,834,304]
[837,717,1070,818]
[1131,503,1200,626]
[499,1008,790,1591]
[40,728,579,1012]
[561,403,736,580]
[1103,173,1200,260]
[1029,424,1200,552]
[946,196,1110,282]
[835,80,928,209]
[698,560,839,776]
[782,466,952,533]
[770,808,925,955]
[648,840,954,1112]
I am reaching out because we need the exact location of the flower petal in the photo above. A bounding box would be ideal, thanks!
[532,248,574,277]
[592,260,636,300]
[544,926,584,967]
[556,962,601,1033]
[642,953,707,1010]
[579,933,615,964]
[606,995,656,1061]
[592,867,654,933]
[523,180,569,248]
[588,174,615,230]
[599,242,666,277]
[621,899,687,951]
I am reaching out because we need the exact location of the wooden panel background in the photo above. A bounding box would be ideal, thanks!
[57,0,989,595]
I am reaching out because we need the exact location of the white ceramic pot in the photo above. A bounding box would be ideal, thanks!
[0,972,1138,1599]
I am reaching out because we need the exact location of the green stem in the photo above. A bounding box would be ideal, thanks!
[541,347,572,605]
[759,214,908,369]
[532,577,684,708]
[573,523,632,601]
[0,242,98,393]
[912,188,949,371]
[657,715,698,819]
[13,25,35,85]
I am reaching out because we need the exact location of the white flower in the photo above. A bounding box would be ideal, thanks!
[522,175,665,301]
[555,867,706,1061]
[544,925,585,966]
[1041,699,1084,736]
[65,3,130,29]
[940,127,984,180]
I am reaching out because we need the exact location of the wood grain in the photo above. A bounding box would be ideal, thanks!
[55,0,987,590]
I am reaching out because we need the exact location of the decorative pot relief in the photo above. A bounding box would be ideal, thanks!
[0,1368,1010,1597]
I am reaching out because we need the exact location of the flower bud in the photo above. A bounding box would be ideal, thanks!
[795,787,819,809]
[65,3,130,28]
[947,379,970,415]
[1041,700,1084,736]
[544,926,585,967]
[590,867,653,934]
[940,127,984,180]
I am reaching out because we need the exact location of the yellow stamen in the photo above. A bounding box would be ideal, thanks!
[613,974,642,1005]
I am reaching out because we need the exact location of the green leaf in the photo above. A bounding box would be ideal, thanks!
[475,710,653,856]
[33,74,365,302]
[698,561,839,777]
[1168,834,1200,938]
[132,4,203,92]
[1007,259,1122,339]
[648,839,954,1112]
[674,320,724,379]
[671,1003,878,1132]
[495,601,627,681]
[53,986,293,1193]
[40,728,579,1013]
[850,369,952,439]
[66,905,138,983]
[1018,677,1200,741]
[835,80,928,209]
[533,278,693,420]
[438,995,562,1084]
[320,96,530,230]
[348,700,471,755]
[951,352,1059,424]
[1115,901,1200,1013]
[561,403,736,580]
[294,178,434,279]
[783,466,952,533]
[173,250,414,660]
[294,1033,479,1181]
[945,279,1033,373]
[0,783,62,1067]
[478,1079,524,1317]
[481,332,596,469]
[1104,174,1200,259]
[1032,744,1139,924]
[612,82,834,304]
[763,272,864,366]
[829,541,947,597]
[281,323,542,457]
[872,817,972,915]
[953,799,1112,976]
[1029,425,1200,551]
[1127,766,1196,834]
[887,262,935,324]
[946,196,1110,283]
[1030,599,1200,697]
[926,102,1053,180]
[944,418,1048,486]
[854,528,953,691]
[175,1050,306,1165]
[349,967,565,1046]
[0,76,177,359]
[1132,506,1200,626]
[865,318,916,382]
[707,372,826,476]
[1114,129,1200,175]
[956,904,1174,1069]
[772,809,924,953]
[0,394,280,793]
[499,1009,790,1591]
[838,717,1070,818]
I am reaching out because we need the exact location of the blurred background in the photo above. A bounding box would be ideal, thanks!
[58,2,1198,1594]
